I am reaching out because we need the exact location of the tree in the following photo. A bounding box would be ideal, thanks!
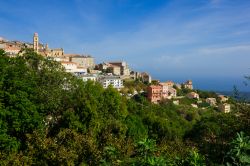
[225,132,250,166]
[184,149,206,166]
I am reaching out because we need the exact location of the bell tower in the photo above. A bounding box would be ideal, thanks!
[33,33,39,53]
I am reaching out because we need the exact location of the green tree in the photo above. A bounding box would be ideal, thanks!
[225,132,250,166]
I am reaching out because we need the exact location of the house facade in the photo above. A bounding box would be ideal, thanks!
[206,98,217,106]
[98,76,123,89]
[159,82,177,99]
[61,61,78,72]
[218,103,231,113]
[70,55,95,69]
[147,85,162,103]
[81,75,97,82]
[183,80,193,89]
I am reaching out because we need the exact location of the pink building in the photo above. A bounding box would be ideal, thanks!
[147,85,162,103]
[148,83,177,103]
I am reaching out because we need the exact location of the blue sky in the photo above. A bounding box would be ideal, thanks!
[1,0,250,91]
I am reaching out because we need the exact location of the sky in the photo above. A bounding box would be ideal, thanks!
[0,0,250,91]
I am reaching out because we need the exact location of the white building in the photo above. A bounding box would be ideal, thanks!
[169,87,177,98]
[218,95,229,102]
[81,75,97,82]
[61,61,78,72]
[219,103,231,113]
[60,61,87,75]
[206,98,217,106]
[159,82,177,99]
[98,76,123,89]
[48,57,71,62]
[173,100,179,105]
[187,92,199,99]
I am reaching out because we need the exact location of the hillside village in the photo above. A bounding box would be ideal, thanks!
[1,33,249,166]
[0,33,231,113]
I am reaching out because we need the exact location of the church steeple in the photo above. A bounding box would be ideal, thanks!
[45,43,49,50]
[33,33,39,53]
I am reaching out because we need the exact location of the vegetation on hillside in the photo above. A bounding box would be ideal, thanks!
[0,49,249,165]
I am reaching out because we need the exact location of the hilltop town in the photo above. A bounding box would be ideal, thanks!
[0,33,249,166]
[0,33,231,113]
[1,0,250,164]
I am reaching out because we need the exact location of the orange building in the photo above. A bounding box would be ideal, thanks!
[147,85,162,103]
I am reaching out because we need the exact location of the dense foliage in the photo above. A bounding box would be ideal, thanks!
[0,49,249,165]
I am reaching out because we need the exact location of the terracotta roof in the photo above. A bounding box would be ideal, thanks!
[5,47,20,51]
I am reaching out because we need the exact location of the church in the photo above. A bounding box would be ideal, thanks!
[33,32,64,57]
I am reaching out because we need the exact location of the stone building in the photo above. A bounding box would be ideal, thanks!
[140,72,152,83]
[50,48,64,57]
[2,44,20,56]
[0,33,64,57]
[70,55,95,69]
[109,65,121,75]
[98,61,130,77]
[130,71,152,83]
[32,33,64,57]
[33,33,39,53]
[108,61,130,76]
[0,40,23,56]
[183,80,193,89]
